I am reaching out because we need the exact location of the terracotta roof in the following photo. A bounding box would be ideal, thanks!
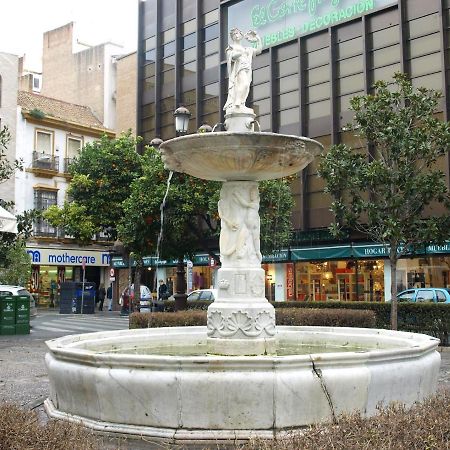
[17,91,105,129]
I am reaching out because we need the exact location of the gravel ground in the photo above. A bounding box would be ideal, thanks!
[1,331,449,449]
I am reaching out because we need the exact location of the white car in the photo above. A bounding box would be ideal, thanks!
[187,289,218,301]
[0,285,37,318]
[121,284,153,311]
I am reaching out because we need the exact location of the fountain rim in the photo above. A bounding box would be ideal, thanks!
[158,131,325,148]
[46,326,439,367]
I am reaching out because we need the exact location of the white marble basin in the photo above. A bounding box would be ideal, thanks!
[159,132,323,181]
[45,326,440,443]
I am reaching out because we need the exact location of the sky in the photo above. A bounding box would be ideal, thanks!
[0,0,139,71]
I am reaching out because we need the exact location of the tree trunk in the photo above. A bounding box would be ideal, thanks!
[390,253,398,330]
[173,256,187,311]
[133,258,143,312]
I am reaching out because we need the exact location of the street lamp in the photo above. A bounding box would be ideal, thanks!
[174,106,191,135]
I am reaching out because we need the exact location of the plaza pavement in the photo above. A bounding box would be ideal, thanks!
[0,309,449,449]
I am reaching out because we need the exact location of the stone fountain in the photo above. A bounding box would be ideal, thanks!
[44,28,441,443]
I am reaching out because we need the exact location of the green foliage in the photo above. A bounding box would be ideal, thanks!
[318,73,450,328]
[118,146,295,262]
[45,132,143,243]
[0,239,31,285]
[44,203,97,244]
[271,301,450,344]
[0,126,22,184]
[28,108,46,119]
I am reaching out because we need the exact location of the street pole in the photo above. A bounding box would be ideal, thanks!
[81,258,86,315]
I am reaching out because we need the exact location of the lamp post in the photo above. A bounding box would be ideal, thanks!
[171,107,191,310]
[174,106,191,135]
[113,239,132,315]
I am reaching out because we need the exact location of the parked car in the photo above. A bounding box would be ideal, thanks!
[0,285,37,318]
[187,289,218,302]
[396,288,450,303]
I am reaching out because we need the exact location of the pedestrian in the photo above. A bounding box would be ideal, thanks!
[158,279,168,301]
[97,283,106,311]
[106,284,113,311]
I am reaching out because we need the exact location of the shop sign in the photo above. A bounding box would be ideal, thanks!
[227,0,397,50]
[262,250,289,262]
[26,248,110,266]
[286,263,295,300]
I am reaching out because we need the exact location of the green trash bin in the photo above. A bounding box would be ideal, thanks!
[15,295,30,335]
[1,296,16,335]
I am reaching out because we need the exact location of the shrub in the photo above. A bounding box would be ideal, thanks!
[276,308,376,328]
[271,301,450,344]
[129,308,375,329]
[130,310,206,328]
[0,403,102,450]
[240,389,450,450]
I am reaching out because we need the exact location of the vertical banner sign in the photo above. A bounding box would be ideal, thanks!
[186,260,194,294]
[286,263,295,300]
[227,0,398,50]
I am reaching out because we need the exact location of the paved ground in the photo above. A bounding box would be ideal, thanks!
[0,309,449,449]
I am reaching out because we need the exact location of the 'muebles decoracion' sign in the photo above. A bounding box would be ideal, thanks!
[227,0,398,49]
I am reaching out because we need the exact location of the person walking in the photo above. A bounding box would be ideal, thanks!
[106,284,113,311]
[97,283,106,311]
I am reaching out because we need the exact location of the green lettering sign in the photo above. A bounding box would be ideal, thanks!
[228,0,396,49]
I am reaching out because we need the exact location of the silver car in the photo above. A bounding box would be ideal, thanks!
[0,285,37,318]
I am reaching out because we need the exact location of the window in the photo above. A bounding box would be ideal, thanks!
[35,129,53,154]
[34,189,57,237]
[436,290,447,303]
[67,136,82,157]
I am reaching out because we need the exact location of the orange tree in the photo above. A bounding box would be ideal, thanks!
[117,145,294,309]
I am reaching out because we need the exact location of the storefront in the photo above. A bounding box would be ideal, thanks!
[26,247,111,305]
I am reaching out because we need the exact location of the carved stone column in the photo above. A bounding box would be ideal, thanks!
[207,181,276,356]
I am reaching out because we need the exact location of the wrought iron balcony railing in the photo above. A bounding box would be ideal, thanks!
[31,151,59,171]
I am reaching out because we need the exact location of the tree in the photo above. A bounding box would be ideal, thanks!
[117,146,295,309]
[0,239,31,285]
[0,126,35,273]
[44,132,143,243]
[318,73,450,329]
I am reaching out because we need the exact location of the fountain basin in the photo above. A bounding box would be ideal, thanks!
[158,132,323,181]
[45,326,440,442]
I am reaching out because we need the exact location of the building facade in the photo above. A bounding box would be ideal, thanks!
[16,90,115,305]
[136,0,450,301]
[40,22,122,130]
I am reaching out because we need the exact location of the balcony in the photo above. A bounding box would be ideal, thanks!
[28,151,59,178]
[63,157,74,176]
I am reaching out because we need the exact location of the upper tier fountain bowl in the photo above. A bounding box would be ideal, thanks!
[159,132,322,181]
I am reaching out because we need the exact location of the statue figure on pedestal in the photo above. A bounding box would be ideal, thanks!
[218,182,262,267]
[224,28,262,112]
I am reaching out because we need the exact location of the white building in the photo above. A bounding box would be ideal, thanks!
[15,90,115,305]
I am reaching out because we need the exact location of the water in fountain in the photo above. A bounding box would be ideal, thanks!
[153,170,173,292]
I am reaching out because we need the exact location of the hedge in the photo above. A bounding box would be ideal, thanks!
[129,307,376,329]
[162,300,449,344]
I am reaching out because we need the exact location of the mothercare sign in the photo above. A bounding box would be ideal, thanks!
[26,248,110,266]
[227,0,397,48]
